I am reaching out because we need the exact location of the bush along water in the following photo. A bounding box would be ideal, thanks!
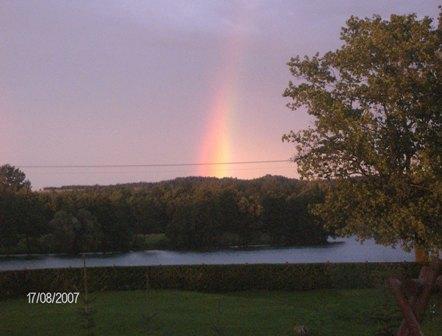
[0,262,420,300]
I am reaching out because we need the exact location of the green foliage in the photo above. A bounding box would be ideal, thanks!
[0,189,51,254]
[48,210,101,254]
[1,168,330,254]
[131,233,170,250]
[0,262,420,300]
[283,12,442,250]
[0,164,31,192]
[166,188,263,249]
[262,184,328,245]
[0,165,51,254]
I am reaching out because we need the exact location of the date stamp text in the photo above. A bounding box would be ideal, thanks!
[27,292,80,304]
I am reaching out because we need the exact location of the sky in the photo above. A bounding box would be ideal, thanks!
[1,0,439,189]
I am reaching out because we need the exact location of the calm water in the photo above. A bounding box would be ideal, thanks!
[0,237,413,271]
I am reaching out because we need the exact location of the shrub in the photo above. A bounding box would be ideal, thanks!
[0,262,420,300]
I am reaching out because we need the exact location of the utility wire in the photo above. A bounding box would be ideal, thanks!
[17,159,291,169]
[31,166,292,175]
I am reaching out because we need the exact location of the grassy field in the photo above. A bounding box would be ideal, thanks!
[0,289,440,336]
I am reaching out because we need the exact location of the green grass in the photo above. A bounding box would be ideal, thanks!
[133,233,170,250]
[0,289,440,336]
[144,233,169,247]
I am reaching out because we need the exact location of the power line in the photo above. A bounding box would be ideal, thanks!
[29,166,292,175]
[17,159,291,169]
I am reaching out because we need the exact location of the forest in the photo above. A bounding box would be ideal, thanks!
[0,165,329,255]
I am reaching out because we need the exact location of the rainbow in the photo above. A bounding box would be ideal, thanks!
[198,30,245,177]
[198,85,233,177]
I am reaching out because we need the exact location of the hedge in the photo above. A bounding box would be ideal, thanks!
[0,262,421,300]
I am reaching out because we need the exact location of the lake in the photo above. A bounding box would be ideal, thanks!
[0,238,414,271]
[0,237,414,271]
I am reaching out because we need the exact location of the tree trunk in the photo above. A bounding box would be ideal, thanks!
[415,248,428,263]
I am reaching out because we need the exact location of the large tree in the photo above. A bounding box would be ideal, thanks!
[283,12,441,251]
[0,164,31,192]
[0,165,47,254]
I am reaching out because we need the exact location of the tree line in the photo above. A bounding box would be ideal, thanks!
[0,165,329,255]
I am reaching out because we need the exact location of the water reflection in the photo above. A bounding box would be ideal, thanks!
[0,237,413,271]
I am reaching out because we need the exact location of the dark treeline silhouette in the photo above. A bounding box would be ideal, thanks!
[0,165,329,255]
